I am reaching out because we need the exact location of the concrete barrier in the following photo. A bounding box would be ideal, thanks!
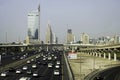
[63,52,75,80]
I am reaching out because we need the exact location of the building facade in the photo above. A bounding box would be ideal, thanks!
[67,29,74,44]
[80,33,89,44]
[27,5,40,44]
[45,23,53,44]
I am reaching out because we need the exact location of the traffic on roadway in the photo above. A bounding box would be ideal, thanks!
[0,49,63,80]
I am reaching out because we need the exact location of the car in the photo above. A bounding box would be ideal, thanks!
[26,70,32,74]
[26,60,30,64]
[0,71,8,77]
[42,62,47,65]
[54,69,60,75]
[54,56,57,59]
[19,77,31,80]
[33,71,39,77]
[37,61,41,65]
[8,67,15,72]
[94,76,104,80]
[48,56,52,60]
[56,61,60,65]
[55,64,60,68]
[16,69,22,74]
[48,63,53,68]
[31,59,34,62]
[43,57,46,61]
[51,54,54,57]
[20,56,24,60]
[12,57,16,60]
[32,64,37,68]
[23,66,28,70]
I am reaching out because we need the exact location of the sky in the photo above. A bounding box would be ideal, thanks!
[0,0,120,43]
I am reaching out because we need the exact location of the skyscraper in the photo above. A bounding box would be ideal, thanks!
[114,35,120,44]
[53,33,58,44]
[80,33,89,44]
[67,29,74,44]
[45,22,53,44]
[27,5,40,44]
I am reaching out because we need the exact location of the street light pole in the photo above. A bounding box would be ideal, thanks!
[93,51,95,71]
[79,51,81,80]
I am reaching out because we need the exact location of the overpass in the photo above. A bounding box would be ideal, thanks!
[1,43,120,60]
[0,44,63,53]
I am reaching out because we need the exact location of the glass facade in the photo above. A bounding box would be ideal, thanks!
[28,10,39,41]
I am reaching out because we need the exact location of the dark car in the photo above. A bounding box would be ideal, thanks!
[8,67,16,72]
[94,76,104,80]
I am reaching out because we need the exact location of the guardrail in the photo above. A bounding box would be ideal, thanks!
[63,52,75,80]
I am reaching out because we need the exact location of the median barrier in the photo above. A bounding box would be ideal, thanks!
[63,52,75,80]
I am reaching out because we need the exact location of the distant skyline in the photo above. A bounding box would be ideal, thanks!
[0,0,120,43]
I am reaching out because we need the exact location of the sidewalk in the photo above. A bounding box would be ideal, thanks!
[68,53,120,80]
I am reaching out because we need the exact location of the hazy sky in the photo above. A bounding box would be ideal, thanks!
[0,0,120,43]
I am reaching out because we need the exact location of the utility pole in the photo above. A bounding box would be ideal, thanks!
[6,32,7,43]
[0,55,1,65]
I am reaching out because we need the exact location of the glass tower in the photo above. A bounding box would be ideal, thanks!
[28,5,40,44]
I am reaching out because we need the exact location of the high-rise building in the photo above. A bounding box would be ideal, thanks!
[53,33,58,44]
[45,22,53,44]
[67,29,74,44]
[80,33,89,44]
[114,35,120,44]
[27,5,40,44]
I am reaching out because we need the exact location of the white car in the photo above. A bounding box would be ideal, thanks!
[55,64,60,68]
[54,56,57,59]
[16,69,22,74]
[48,63,53,68]
[0,71,8,77]
[56,61,60,65]
[27,60,30,64]
[19,77,31,80]
[48,56,52,60]
[54,69,60,75]
[33,71,38,77]
[32,64,37,68]
[31,59,34,62]
[23,66,28,70]
[43,57,46,61]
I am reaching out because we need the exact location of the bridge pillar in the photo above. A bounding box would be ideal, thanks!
[47,46,49,51]
[108,53,111,60]
[93,52,95,56]
[90,52,92,55]
[96,53,98,57]
[114,53,117,61]
[99,53,101,58]
[72,47,74,52]
[104,53,106,59]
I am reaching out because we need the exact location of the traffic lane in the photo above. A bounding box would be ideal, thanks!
[0,51,63,80]
[94,66,120,80]
[1,52,25,66]
[0,58,47,80]
[0,51,39,67]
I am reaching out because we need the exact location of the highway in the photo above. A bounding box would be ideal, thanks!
[0,50,63,80]
[0,50,39,66]
[92,66,120,80]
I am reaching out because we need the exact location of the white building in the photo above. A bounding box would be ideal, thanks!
[80,33,89,44]
[114,35,120,44]
[45,22,53,44]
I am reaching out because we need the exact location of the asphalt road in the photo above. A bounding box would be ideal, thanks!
[0,51,38,66]
[93,66,120,80]
[0,50,63,80]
